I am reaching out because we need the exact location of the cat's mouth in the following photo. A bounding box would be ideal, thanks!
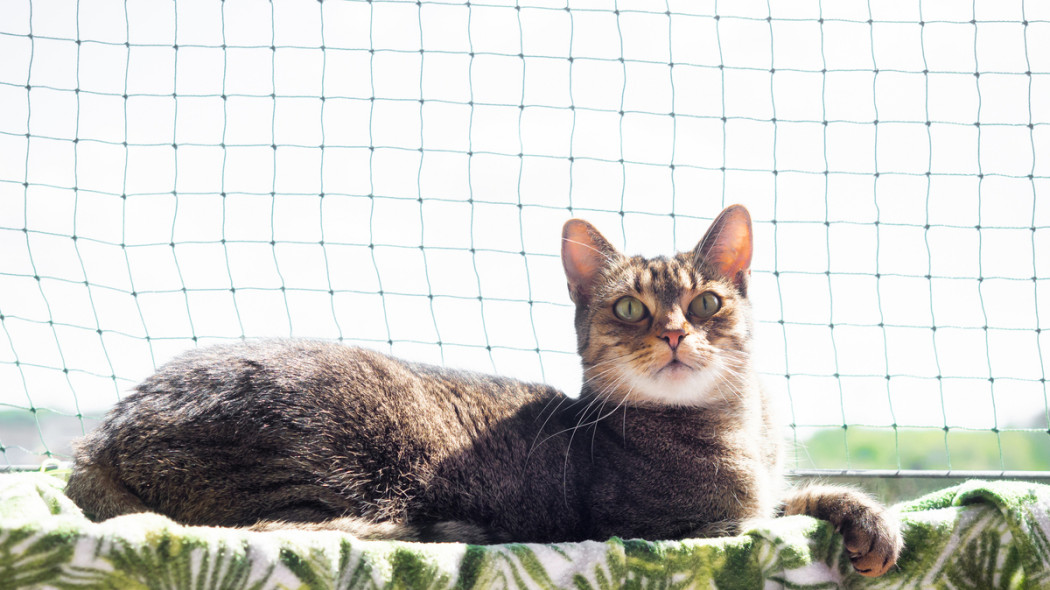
[657,358,694,378]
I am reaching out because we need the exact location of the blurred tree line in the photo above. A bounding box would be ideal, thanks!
[792,424,1050,504]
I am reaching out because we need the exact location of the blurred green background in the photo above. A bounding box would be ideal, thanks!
[793,423,1050,503]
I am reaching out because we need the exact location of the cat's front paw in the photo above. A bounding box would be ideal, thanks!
[837,503,903,577]
[782,484,903,577]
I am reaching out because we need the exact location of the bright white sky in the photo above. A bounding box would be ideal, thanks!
[0,0,1048,455]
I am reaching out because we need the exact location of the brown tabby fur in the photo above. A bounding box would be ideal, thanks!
[66,205,902,576]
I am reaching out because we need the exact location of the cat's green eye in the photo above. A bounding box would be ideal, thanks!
[689,292,721,319]
[613,296,649,322]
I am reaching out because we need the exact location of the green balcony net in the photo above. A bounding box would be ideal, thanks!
[0,0,1047,478]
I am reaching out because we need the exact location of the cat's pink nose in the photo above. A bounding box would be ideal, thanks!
[661,329,686,350]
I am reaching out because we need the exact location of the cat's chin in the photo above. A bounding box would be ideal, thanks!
[656,359,694,379]
[623,359,732,408]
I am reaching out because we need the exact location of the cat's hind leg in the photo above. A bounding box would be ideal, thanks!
[65,458,151,521]
[782,484,903,577]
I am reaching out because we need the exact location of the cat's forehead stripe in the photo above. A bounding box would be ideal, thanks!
[619,256,700,306]
[680,266,696,291]
[660,260,686,306]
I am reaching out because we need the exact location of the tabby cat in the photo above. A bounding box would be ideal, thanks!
[66,205,902,577]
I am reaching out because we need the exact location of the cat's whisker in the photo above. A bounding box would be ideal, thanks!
[713,378,740,405]
[526,394,574,466]
[576,374,632,424]
[573,373,634,428]
[711,366,748,404]
[530,371,632,460]
[580,357,638,389]
[581,363,633,391]
[559,375,632,446]
[718,355,752,378]
[586,398,609,464]
[584,352,646,376]
[563,378,635,498]
[574,378,623,421]
[582,355,651,403]
[560,391,613,506]
[534,380,573,423]
[709,370,732,405]
[526,360,632,460]
[591,389,632,429]
[622,394,629,443]
[718,350,751,365]
[589,386,634,462]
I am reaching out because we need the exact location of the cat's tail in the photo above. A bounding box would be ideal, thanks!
[65,449,151,522]
[249,516,506,544]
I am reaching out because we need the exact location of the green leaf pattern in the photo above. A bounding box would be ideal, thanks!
[1,474,1048,589]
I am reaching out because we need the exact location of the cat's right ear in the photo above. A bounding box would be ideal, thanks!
[562,219,620,305]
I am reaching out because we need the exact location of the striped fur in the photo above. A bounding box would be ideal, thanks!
[65,205,900,577]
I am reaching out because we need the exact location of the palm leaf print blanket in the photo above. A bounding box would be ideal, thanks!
[1,472,1048,589]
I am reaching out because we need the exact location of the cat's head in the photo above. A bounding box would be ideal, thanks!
[562,205,754,407]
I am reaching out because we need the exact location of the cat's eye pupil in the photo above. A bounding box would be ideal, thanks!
[689,292,721,318]
[613,296,647,322]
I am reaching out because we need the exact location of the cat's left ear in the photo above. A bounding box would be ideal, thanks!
[562,219,621,305]
[694,204,753,291]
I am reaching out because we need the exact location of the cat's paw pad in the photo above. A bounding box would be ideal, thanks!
[839,507,903,577]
